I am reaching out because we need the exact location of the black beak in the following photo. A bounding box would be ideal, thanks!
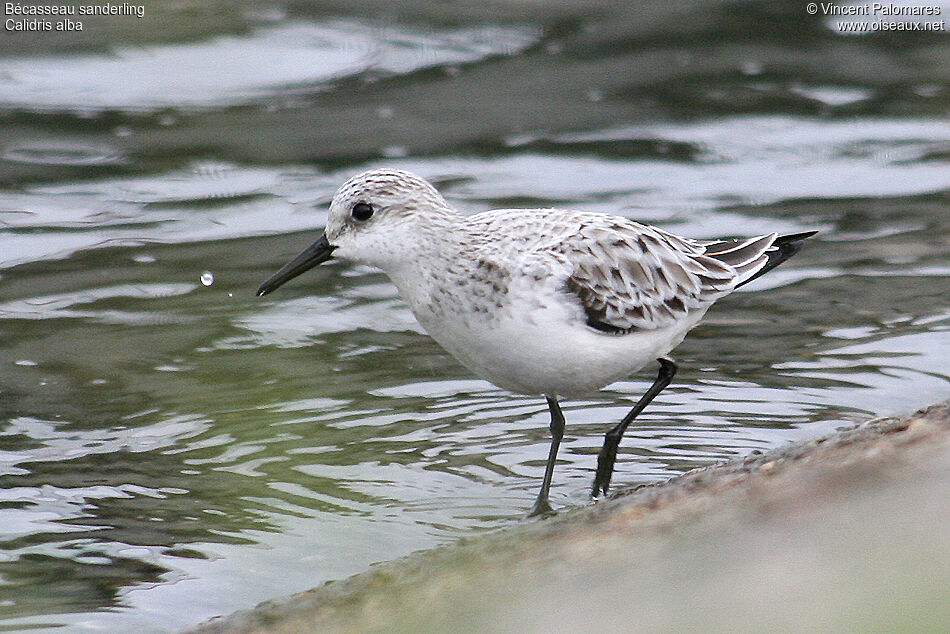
[256,233,336,297]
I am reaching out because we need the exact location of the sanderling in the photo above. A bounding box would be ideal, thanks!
[257,168,816,516]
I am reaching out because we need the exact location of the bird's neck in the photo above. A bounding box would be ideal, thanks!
[384,210,473,309]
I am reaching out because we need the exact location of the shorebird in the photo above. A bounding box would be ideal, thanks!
[257,168,816,516]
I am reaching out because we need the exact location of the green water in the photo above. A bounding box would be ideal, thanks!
[1,1,949,630]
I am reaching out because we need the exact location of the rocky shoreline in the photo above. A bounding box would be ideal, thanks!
[190,401,950,633]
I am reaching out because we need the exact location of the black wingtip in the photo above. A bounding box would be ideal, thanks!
[774,230,819,245]
[734,230,818,289]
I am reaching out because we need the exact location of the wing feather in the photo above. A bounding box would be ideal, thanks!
[557,219,746,333]
[468,209,800,336]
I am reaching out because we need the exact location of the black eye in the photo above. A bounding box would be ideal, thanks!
[351,202,374,221]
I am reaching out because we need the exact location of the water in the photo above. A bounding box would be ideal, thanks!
[1,1,949,630]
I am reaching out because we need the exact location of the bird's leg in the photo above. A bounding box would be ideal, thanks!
[592,357,677,498]
[529,395,566,517]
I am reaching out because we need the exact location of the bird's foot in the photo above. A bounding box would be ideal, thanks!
[528,495,556,518]
[591,442,618,498]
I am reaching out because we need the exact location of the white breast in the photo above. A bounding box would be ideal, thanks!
[402,267,706,397]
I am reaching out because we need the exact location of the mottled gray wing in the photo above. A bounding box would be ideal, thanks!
[559,222,766,333]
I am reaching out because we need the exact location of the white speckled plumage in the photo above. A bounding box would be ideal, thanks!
[258,168,816,511]
[321,169,783,396]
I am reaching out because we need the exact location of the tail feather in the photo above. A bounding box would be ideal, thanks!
[733,230,818,288]
[702,233,777,281]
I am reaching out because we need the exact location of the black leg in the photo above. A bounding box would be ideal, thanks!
[592,357,677,498]
[529,395,566,517]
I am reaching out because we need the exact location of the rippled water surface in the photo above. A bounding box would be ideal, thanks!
[2,1,949,630]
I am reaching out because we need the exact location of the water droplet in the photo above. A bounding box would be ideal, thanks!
[200,271,215,286]
[134,254,156,263]
[14,359,37,366]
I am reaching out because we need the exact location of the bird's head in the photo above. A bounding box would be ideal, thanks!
[256,169,452,296]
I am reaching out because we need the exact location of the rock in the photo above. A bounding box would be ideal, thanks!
[189,401,950,633]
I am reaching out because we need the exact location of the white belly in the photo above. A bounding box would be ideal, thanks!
[412,293,706,398]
